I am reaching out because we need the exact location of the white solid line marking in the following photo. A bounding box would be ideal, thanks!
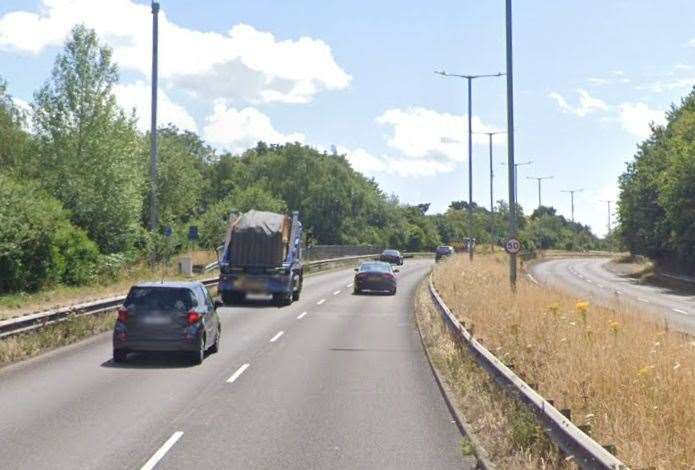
[527,273,539,285]
[615,290,623,295]
[270,331,284,342]
[226,363,250,384]
[297,311,308,319]
[673,308,688,315]
[333,290,341,295]
[141,431,184,470]
[317,299,326,305]
[586,279,593,284]
[347,283,354,288]
[638,298,650,303]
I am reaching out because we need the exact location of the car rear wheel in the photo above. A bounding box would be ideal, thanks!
[390,288,397,296]
[210,327,220,354]
[113,349,128,363]
[191,335,205,365]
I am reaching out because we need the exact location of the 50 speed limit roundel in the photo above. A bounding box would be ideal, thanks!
[505,238,521,254]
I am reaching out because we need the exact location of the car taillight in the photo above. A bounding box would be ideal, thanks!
[187,310,201,325]
[382,273,395,281]
[117,307,128,323]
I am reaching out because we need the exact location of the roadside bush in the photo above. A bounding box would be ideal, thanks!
[51,224,100,285]
[0,175,99,292]
[96,253,127,281]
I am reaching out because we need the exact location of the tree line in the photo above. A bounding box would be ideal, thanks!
[0,25,601,294]
[618,87,695,271]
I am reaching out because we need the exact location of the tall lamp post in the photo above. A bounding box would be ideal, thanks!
[149,0,160,231]
[600,200,614,234]
[473,131,506,250]
[562,188,584,223]
[436,70,504,261]
[527,175,553,208]
[505,0,517,289]
[501,160,532,207]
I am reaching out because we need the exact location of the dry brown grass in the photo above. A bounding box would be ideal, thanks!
[0,250,217,321]
[415,282,566,469]
[0,312,114,367]
[432,254,695,469]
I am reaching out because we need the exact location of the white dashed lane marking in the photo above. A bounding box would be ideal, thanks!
[334,290,341,295]
[269,331,284,343]
[317,299,326,305]
[140,431,184,470]
[227,364,250,384]
[297,311,308,319]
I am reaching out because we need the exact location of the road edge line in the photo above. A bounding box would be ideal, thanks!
[413,276,495,470]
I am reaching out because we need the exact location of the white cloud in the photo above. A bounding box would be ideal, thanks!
[618,102,666,138]
[548,89,608,117]
[113,81,197,133]
[0,0,350,104]
[338,146,454,177]
[202,103,304,153]
[587,71,630,86]
[687,38,695,47]
[636,78,695,93]
[375,107,502,163]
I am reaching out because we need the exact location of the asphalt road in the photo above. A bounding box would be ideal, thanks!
[530,257,695,334]
[0,259,470,470]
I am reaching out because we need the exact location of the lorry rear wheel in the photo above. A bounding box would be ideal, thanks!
[274,293,292,306]
[223,292,245,305]
[221,292,235,305]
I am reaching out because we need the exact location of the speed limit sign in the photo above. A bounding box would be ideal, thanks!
[505,238,521,254]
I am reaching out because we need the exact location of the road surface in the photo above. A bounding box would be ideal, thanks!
[0,260,470,469]
[530,257,695,334]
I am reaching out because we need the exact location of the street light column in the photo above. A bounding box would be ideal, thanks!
[149,0,160,231]
[467,77,473,261]
[505,0,516,289]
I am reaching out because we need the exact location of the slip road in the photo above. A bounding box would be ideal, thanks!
[530,257,695,334]
[0,260,470,469]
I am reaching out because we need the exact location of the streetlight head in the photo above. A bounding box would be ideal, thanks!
[152,0,160,13]
[435,70,448,77]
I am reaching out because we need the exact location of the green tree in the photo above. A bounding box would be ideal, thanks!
[32,25,143,253]
[143,126,206,226]
[0,78,29,172]
[0,175,99,292]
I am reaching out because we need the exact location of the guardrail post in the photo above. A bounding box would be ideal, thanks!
[560,408,572,420]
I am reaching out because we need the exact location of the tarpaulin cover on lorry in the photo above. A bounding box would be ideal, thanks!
[228,210,290,267]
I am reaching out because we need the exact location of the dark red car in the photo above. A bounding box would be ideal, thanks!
[353,261,398,295]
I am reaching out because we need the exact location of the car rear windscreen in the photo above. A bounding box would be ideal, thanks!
[359,263,391,273]
[125,287,195,312]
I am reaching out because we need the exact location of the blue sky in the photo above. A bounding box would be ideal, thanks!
[1,1,694,236]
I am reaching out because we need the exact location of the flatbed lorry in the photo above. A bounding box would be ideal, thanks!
[217,210,303,306]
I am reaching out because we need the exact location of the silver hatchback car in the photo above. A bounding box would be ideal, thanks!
[113,282,222,365]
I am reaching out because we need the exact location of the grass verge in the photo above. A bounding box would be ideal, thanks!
[432,253,695,469]
[415,280,565,469]
[0,250,217,321]
[0,312,114,367]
